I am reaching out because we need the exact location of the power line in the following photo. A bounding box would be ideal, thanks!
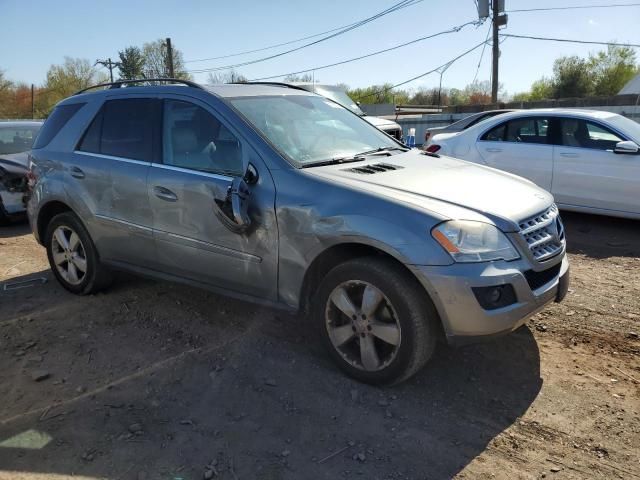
[472,21,492,85]
[185,0,423,73]
[500,34,640,48]
[359,40,490,99]
[244,20,482,81]
[185,1,422,64]
[507,2,640,13]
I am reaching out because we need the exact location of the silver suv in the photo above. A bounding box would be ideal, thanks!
[27,79,569,385]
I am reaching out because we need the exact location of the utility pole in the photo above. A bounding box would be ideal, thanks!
[31,84,35,119]
[165,38,175,78]
[491,0,507,103]
[96,58,120,83]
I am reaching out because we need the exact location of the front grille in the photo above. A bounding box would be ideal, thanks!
[518,204,564,262]
[524,263,562,291]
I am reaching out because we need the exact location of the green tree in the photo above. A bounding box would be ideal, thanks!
[551,56,593,98]
[38,57,107,115]
[347,84,409,105]
[141,39,190,79]
[589,45,638,96]
[530,77,554,100]
[117,46,145,80]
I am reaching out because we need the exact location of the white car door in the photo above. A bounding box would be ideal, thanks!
[552,117,640,214]
[476,116,553,191]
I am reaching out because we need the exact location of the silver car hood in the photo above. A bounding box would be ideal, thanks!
[305,150,553,231]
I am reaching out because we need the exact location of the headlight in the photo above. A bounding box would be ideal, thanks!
[432,220,520,263]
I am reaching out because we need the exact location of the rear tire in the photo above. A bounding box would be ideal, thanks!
[315,257,438,385]
[45,212,112,294]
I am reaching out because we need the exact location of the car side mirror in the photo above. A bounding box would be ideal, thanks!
[213,163,258,233]
[614,140,639,154]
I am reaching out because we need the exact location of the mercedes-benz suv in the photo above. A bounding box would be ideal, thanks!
[27,79,569,385]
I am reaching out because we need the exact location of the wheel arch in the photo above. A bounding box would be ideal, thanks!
[299,241,441,333]
[36,200,74,245]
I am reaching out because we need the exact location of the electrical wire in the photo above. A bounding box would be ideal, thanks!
[359,39,490,99]
[185,0,424,73]
[185,0,423,64]
[507,2,640,13]
[242,20,482,81]
[471,21,492,85]
[499,34,640,48]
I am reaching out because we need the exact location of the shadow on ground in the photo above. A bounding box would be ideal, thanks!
[561,210,640,259]
[0,268,541,479]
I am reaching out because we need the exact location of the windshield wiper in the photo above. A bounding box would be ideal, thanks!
[300,156,366,168]
[355,146,409,156]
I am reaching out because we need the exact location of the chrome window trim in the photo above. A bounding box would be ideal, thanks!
[150,163,233,181]
[476,113,630,147]
[74,150,152,166]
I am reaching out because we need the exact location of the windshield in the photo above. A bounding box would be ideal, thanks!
[608,114,640,143]
[0,124,41,155]
[312,86,364,115]
[230,95,400,167]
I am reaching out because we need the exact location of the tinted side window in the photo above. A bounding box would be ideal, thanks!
[162,100,243,176]
[481,123,506,141]
[504,118,549,144]
[77,110,103,153]
[560,118,624,150]
[33,103,85,149]
[99,99,157,161]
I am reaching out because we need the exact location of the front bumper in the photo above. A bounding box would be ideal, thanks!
[0,188,27,216]
[410,254,569,345]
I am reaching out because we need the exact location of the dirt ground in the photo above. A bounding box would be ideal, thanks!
[0,211,638,480]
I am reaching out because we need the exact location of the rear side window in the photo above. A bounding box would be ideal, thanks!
[482,123,506,141]
[78,98,159,161]
[33,103,85,149]
[481,117,549,144]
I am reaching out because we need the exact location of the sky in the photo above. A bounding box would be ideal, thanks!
[1,0,639,96]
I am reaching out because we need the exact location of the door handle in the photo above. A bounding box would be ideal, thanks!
[153,186,178,202]
[559,152,579,158]
[69,166,85,179]
[485,148,503,153]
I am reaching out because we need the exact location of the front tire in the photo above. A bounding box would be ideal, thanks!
[45,212,112,294]
[315,257,438,385]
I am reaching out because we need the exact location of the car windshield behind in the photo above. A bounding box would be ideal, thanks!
[0,124,41,155]
[312,86,364,116]
[231,95,399,167]
[608,114,640,143]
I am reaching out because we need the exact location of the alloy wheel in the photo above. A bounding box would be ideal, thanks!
[325,280,401,372]
[51,226,87,286]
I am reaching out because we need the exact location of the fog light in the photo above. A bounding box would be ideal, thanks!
[472,284,517,310]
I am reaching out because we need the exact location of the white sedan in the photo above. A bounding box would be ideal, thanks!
[426,109,640,219]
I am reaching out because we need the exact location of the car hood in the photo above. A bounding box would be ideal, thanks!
[0,152,29,175]
[362,116,401,130]
[304,149,553,231]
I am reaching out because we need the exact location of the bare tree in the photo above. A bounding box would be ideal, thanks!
[206,69,247,84]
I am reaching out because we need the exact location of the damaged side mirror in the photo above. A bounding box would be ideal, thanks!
[214,163,259,233]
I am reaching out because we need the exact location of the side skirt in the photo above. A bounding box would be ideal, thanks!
[102,259,298,314]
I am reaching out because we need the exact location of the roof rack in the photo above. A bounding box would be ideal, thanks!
[229,81,311,92]
[74,78,205,95]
